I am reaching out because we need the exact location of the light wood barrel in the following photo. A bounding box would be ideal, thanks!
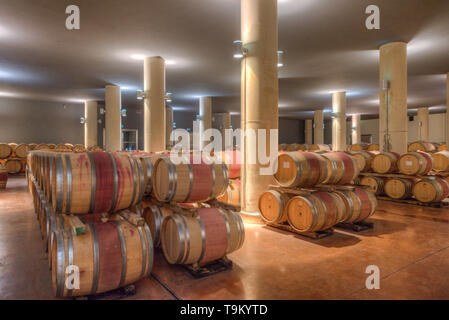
[321,152,360,185]
[72,144,86,152]
[349,144,367,152]
[372,152,400,173]
[279,144,288,151]
[49,151,144,214]
[367,144,380,151]
[398,152,433,175]
[6,158,22,173]
[217,179,241,206]
[13,144,29,158]
[286,144,308,152]
[35,144,51,151]
[220,150,241,179]
[286,191,344,232]
[55,144,70,150]
[413,177,449,203]
[335,188,377,223]
[0,143,12,159]
[437,144,447,152]
[143,205,173,247]
[0,164,7,189]
[161,208,245,265]
[309,144,331,152]
[152,155,228,203]
[258,189,291,224]
[432,151,449,172]
[274,151,327,187]
[88,145,104,152]
[359,176,385,195]
[408,141,436,153]
[385,178,414,199]
[51,220,153,297]
[351,151,376,172]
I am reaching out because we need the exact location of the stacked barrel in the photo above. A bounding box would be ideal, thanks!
[27,150,153,297]
[216,150,241,207]
[258,151,377,233]
[144,152,245,267]
[355,149,449,204]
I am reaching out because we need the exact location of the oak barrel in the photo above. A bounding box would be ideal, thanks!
[0,164,7,189]
[0,143,12,159]
[161,208,244,265]
[286,191,345,232]
[432,151,449,172]
[321,152,360,185]
[398,152,433,175]
[359,176,385,195]
[143,205,173,247]
[217,179,241,206]
[413,177,449,203]
[220,150,241,179]
[274,151,327,187]
[367,144,380,151]
[384,178,414,199]
[408,141,436,153]
[6,158,22,174]
[309,144,331,152]
[258,189,291,224]
[51,220,153,297]
[152,155,228,203]
[348,144,367,152]
[372,152,400,173]
[351,151,376,172]
[13,144,29,158]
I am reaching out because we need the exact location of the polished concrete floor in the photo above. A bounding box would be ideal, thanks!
[1,176,449,300]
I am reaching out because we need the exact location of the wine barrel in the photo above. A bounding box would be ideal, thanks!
[408,141,436,153]
[334,188,377,223]
[321,152,360,185]
[51,220,153,297]
[384,178,414,199]
[413,177,449,203]
[47,144,56,149]
[0,164,7,189]
[437,144,447,152]
[372,152,400,173]
[55,144,70,150]
[50,151,144,214]
[367,144,380,151]
[432,151,449,172]
[309,144,331,152]
[35,144,51,151]
[217,179,241,206]
[6,158,22,174]
[13,144,29,158]
[28,143,37,151]
[278,144,288,151]
[359,176,385,195]
[72,144,86,152]
[286,191,345,232]
[64,143,74,150]
[152,155,228,203]
[351,151,376,172]
[398,152,433,175]
[220,150,241,179]
[286,144,308,152]
[161,208,245,265]
[274,152,327,187]
[143,205,173,247]
[0,143,12,159]
[258,189,291,224]
[348,144,367,152]
[87,145,104,152]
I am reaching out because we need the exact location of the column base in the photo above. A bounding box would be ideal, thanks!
[239,210,265,225]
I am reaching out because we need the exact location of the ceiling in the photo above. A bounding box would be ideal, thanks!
[0,0,448,119]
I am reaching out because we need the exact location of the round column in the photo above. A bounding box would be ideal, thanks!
[241,0,278,215]
[305,119,313,145]
[351,114,361,145]
[379,42,408,154]
[199,96,212,149]
[166,106,173,148]
[84,101,98,148]
[144,56,166,152]
[417,107,429,141]
[332,91,347,151]
[105,85,121,152]
[314,110,324,144]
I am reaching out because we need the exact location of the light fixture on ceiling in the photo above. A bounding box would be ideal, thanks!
[165,60,176,65]
[137,90,148,100]
[277,50,284,67]
[99,107,106,115]
[131,54,146,60]
[80,116,86,124]
[381,80,390,91]
[233,40,247,59]
[98,119,102,124]
[165,92,173,103]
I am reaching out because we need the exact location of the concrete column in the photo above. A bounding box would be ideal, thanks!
[332,92,347,151]
[84,101,98,148]
[379,42,408,154]
[199,96,212,149]
[417,107,429,141]
[166,106,173,147]
[214,112,231,149]
[314,110,324,144]
[105,85,121,152]
[144,56,166,153]
[241,0,278,214]
[351,114,361,145]
[446,73,449,149]
[305,119,313,145]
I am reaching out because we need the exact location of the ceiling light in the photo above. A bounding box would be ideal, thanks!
[233,40,247,59]
[165,60,176,65]
[137,90,147,100]
[121,109,127,117]
[277,50,284,67]
[80,116,86,124]
[131,54,146,60]
[165,92,173,103]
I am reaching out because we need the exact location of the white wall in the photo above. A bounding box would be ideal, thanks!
[360,113,447,145]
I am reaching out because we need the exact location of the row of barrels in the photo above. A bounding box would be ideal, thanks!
[359,175,449,203]
[274,151,360,188]
[0,158,26,174]
[279,144,332,152]
[408,141,446,153]
[348,143,380,152]
[0,142,103,159]
[258,187,377,232]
